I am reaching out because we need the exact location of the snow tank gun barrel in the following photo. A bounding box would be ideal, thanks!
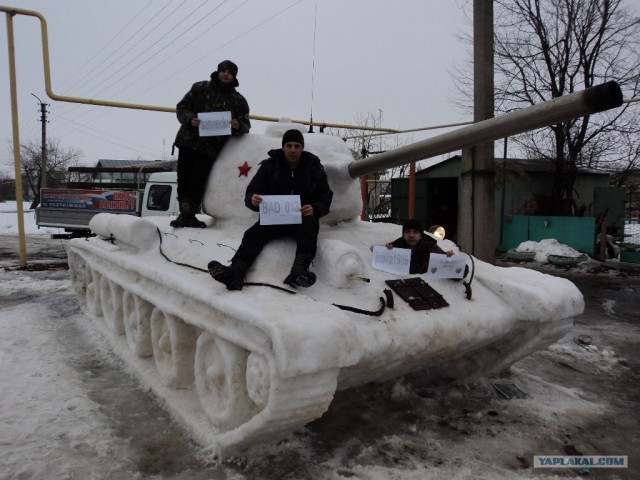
[348,81,623,178]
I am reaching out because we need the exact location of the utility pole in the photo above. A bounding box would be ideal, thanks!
[459,0,495,263]
[31,93,48,189]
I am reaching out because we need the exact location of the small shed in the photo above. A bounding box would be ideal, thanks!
[391,155,612,251]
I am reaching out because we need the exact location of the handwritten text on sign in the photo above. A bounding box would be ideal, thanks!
[259,195,302,225]
[426,253,466,279]
[371,246,411,275]
[198,111,231,137]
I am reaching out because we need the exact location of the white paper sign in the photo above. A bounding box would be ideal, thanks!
[198,111,232,137]
[259,195,302,225]
[371,246,411,275]
[426,253,466,279]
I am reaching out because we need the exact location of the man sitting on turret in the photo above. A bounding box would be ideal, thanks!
[386,219,453,274]
[208,129,334,290]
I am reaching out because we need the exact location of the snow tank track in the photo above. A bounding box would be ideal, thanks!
[67,243,341,456]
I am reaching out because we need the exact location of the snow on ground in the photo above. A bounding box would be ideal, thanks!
[0,267,603,479]
[514,239,585,263]
[0,200,59,236]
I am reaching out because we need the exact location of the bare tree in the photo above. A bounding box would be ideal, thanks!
[17,138,83,208]
[329,111,410,221]
[491,0,640,214]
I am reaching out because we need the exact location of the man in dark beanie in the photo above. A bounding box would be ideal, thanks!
[208,129,333,290]
[171,60,251,228]
[386,219,453,274]
[216,59,238,77]
[281,128,304,147]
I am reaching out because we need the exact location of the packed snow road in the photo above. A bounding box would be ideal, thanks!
[0,234,638,479]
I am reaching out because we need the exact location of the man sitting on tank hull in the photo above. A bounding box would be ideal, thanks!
[208,129,334,290]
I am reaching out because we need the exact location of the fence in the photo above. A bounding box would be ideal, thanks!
[623,218,640,245]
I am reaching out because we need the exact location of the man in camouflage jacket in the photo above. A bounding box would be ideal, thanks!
[171,60,251,228]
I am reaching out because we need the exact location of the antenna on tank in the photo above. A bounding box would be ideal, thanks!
[308,0,319,134]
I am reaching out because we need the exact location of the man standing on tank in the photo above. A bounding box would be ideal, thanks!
[208,129,333,290]
[171,60,251,228]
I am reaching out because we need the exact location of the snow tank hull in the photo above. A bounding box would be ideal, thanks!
[67,125,583,456]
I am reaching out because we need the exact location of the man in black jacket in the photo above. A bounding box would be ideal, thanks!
[171,60,251,228]
[386,219,453,274]
[208,129,333,290]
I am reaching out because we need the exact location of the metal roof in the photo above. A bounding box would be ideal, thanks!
[416,155,609,176]
[95,159,175,169]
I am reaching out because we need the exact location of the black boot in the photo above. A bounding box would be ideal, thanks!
[171,199,206,228]
[284,254,316,288]
[208,259,247,291]
[170,213,187,228]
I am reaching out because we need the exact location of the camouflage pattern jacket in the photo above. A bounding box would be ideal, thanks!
[174,74,250,158]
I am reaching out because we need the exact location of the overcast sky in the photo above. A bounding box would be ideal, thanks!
[0,0,471,175]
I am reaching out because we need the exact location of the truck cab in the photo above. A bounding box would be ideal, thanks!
[140,172,179,218]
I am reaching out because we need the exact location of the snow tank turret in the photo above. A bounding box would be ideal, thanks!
[67,82,622,456]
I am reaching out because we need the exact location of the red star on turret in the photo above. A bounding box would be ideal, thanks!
[238,161,252,177]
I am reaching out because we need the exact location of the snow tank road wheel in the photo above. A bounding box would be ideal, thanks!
[246,351,270,409]
[68,251,88,298]
[194,333,257,429]
[100,277,124,335]
[86,269,102,317]
[150,309,197,388]
[123,292,152,357]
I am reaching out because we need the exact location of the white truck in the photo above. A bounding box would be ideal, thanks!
[35,172,179,238]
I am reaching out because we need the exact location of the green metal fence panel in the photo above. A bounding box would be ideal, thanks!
[502,215,596,254]
[501,215,530,250]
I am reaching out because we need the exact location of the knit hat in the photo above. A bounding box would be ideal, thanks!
[282,129,304,147]
[402,219,424,233]
[217,60,238,77]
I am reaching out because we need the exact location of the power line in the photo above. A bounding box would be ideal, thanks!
[106,0,249,101]
[55,0,247,123]
[49,111,167,159]
[54,0,177,120]
[43,0,305,142]
[81,0,228,100]
[126,0,304,100]
[55,0,231,122]
[58,0,157,92]
[80,0,197,96]
[67,0,178,98]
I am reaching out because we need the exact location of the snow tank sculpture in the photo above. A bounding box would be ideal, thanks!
[67,82,622,456]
